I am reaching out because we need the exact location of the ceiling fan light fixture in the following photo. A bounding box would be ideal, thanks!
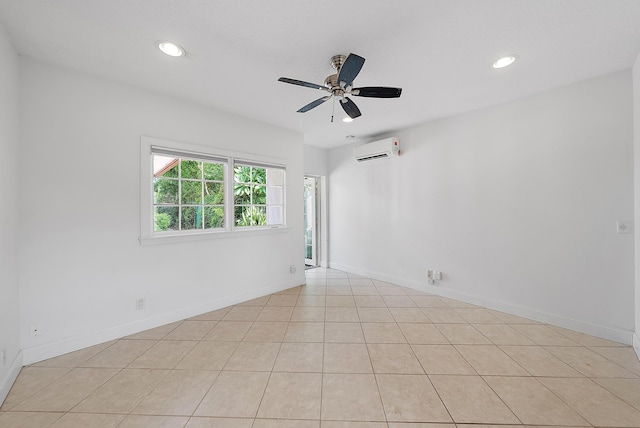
[492,54,518,69]
[158,41,185,57]
[342,117,354,123]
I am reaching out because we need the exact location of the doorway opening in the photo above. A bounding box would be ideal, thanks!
[304,176,319,268]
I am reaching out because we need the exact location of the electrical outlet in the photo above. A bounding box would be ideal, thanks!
[290,265,297,274]
[433,271,442,280]
[617,221,632,234]
[136,298,145,310]
[427,270,434,284]
[2,348,6,367]
[30,325,40,337]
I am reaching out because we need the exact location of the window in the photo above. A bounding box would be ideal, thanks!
[141,137,287,244]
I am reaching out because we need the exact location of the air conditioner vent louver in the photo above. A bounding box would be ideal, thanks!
[354,138,399,162]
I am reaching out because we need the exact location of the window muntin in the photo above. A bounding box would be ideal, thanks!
[153,153,226,233]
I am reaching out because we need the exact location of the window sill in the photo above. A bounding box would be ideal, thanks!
[139,226,291,246]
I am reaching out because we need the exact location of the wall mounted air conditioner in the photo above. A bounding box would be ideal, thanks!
[354,137,400,162]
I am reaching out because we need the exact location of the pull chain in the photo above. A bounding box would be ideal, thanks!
[331,97,335,123]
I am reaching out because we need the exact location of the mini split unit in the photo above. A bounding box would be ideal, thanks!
[354,137,400,162]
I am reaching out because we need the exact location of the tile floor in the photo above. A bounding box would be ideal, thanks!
[2,268,640,427]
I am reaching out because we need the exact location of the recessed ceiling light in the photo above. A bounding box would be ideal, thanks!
[342,117,354,123]
[492,54,518,69]
[158,41,185,57]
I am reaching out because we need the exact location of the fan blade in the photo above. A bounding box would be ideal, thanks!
[340,97,361,119]
[353,86,402,98]
[337,53,365,87]
[297,96,331,113]
[278,77,327,91]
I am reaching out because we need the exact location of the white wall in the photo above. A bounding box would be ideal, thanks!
[633,54,640,356]
[0,23,21,403]
[303,144,328,177]
[18,58,305,364]
[329,70,635,343]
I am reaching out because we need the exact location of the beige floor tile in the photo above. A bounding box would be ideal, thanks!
[351,286,381,296]
[297,295,327,306]
[412,344,476,375]
[549,325,625,347]
[389,307,431,323]
[185,417,253,427]
[349,278,375,286]
[326,306,360,322]
[202,321,251,341]
[429,375,520,424]
[128,340,197,369]
[321,373,386,421]
[275,285,302,295]
[455,345,528,376]
[163,321,217,341]
[12,367,118,412]
[238,295,270,306]
[377,374,451,422]
[194,371,270,417]
[273,342,323,372]
[454,309,501,324]
[0,411,63,428]
[410,295,449,308]
[257,372,322,419]
[327,285,353,295]
[243,321,288,342]
[436,324,491,344]
[326,295,356,307]
[473,324,535,345]
[82,340,157,368]
[298,284,326,295]
[133,369,218,416]
[484,376,588,426]
[324,322,364,343]
[224,342,280,371]
[326,278,350,286]
[375,285,406,295]
[545,346,637,378]
[368,344,424,374]
[357,307,395,322]
[117,415,189,428]
[256,420,320,428]
[383,295,417,307]
[125,322,182,340]
[387,424,454,428]
[439,298,479,309]
[590,346,640,375]
[1,366,71,410]
[49,412,125,428]
[267,294,298,306]
[291,306,325,321]
[33,341,116,368]
[324,343,373,373]
[510,325,579,346]
[399,323,449,344]
[540,377,640,427]
[188,307,231,321]
[221,305,262,321]
[175,341,238,370]
[354,295,387,307]
[499,345,583,377]
[362,322,407,343]
[488,310,539,324]
[257,306,294,321]
[422,308,467,324]
[284,322,325,342]
[593,378,640,411]
[72,368,168,413]
[323,423,387,428]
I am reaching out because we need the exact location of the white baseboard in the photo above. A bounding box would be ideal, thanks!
[634,333,640,360]
[0,349,23,406]
[22,276,305,366]
[329,262,634,345]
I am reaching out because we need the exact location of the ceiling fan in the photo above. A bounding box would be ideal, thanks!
[278,53,402,121]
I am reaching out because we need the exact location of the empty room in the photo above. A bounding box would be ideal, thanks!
[2,1,640,427]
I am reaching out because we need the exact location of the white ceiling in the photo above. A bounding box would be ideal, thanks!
[2,0,640,148]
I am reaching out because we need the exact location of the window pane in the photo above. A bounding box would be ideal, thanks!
[267,168,284,185]
[203,162,224,181]
[253,185,266,204]
[267,206,283,226]
[235,205,250,226]
[253,206,267,226]
[181,181,203,204]
[204,206,224,229]
[180,159,202,179]
[181,206,202,230]
[154,178,178,204]
[204,182,224,204]
[234,184,251,205]
[234,165,251,183]
[154,206,179,231]
[154,155,179,178]
[266,185,283,205]
[252,167,266,184]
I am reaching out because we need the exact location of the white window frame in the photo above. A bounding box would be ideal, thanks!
[140,136,288,245]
